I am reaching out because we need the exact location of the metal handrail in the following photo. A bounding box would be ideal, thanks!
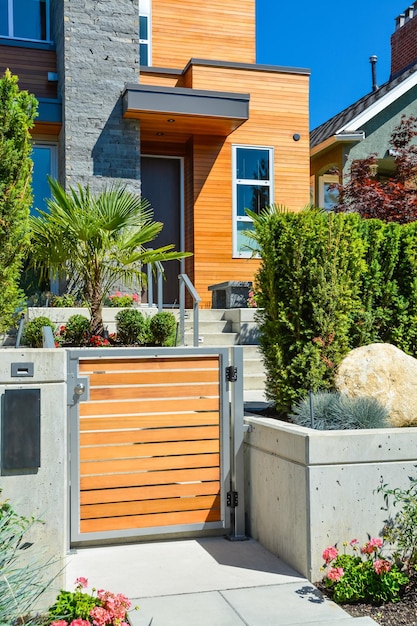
[146,259,164,312]
[178,274,201,346]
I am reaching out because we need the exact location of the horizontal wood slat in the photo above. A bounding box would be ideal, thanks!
[88,382,219,401]
[80,397,219,416]
[79,356,219,373]
[80,481,220,505]
[80,508,221,533]
[80,425,219,445]
[81,495,220,519]
[80,453,220,475]
[80,413,220,430]
[80,439,220,461]
[88,369,219,386]
[80,467,220,491]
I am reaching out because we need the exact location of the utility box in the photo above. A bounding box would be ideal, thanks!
[1,388,41,470]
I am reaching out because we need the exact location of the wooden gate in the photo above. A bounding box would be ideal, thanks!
[68,347,234,543]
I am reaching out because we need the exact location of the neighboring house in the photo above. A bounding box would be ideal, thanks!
[0,0,310,307]
[311,3,417,211]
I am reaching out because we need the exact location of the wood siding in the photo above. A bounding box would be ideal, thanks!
[151,0,256,69]
[78,356,222,534]
[190,65,310,305]
[0,45,57,99]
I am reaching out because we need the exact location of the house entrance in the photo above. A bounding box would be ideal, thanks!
[141,156,182,306]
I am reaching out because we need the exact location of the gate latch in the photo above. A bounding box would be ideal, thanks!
[227,491,238,508]
[225,366,238,383]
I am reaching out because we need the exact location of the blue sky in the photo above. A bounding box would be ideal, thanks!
[256,0,409,130]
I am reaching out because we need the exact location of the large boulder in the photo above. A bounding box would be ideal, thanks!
[335,343,417,427]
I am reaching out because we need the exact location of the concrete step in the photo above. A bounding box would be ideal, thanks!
[184,320,232,333]
[184,332,239,347]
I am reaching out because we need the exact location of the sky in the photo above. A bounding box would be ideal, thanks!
[256,0,410,130]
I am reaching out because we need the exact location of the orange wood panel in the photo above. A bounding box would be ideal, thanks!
[80,438,220,461]
[152,0,255,69]
[80,467,220,491]
[88,382,219,401]
[80,412,220,431]
[87,369,219,386]
[80,508,221,533]
[80,481,220,505]
[80,453,220,475]
[81,495,221,519]
[80,426,219,446]
[79,397,219,416]
[79,356,219,373]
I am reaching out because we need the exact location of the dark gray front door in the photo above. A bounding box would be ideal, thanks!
[141,156,181,306]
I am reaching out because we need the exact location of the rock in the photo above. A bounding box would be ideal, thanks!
[335,343,417,428]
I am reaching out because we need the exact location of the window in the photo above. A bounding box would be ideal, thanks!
[0,0,50,42]
[318,174,339,211]
[31,143,57,215]
[139,0,151,66]
[232,145,273,257]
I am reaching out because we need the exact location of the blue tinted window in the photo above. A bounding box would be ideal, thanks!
[139,15,148,40]
[237,184,270,216]
[31,145,52,215]
[236,148,270,180]
[0,0,8,36]
[140,42,148,66]
[14,0,46,40]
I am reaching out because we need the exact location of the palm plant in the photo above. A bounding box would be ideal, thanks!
[29,179,191,335]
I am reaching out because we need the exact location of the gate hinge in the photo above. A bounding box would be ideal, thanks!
[225,365,238,383]
[227,491,238,508]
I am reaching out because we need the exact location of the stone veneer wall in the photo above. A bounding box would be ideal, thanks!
[51,0,141,194]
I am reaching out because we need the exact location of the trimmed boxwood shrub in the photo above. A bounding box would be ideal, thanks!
[22,316,55,348]
[115,309,149,345]
[149,311,177,346]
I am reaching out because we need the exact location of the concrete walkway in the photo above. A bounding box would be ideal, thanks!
[65,537,378,626]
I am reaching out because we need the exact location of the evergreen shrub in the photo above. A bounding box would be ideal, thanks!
[115,308,149,345]
[22,316,55,348]
[149,311,177,346]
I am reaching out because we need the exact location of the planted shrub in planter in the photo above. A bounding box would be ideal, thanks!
[22,316,56,348]
[116,309,149,345]
[59,314,90,346]
[149,311,177,346]
[290,391,389,429]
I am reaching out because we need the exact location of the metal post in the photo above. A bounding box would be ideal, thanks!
[179,275,185,345]
[229,345,246,540]
[147,262,153,307]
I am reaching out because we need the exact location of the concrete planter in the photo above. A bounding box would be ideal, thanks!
[244,415,417,582]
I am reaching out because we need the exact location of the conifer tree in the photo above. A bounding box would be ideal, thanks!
[0,70,37,332]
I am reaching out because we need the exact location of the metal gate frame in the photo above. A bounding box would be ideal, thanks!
[67,345,245,545]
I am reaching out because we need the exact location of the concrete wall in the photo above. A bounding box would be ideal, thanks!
[244,416,417,582]
[0,349,67,610]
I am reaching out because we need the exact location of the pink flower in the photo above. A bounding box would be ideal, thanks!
[327,567,344,582]
[322,546,338,564]
[132,293,139,302]
[51,621,68,626]
[69,620,90,626]
[74,576,88,588]
[361,537,383,555]
[90,605,111,626]
[373,559,392,575]
[349,539,359,547]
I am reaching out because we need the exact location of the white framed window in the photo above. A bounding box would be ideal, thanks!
[318,174,339,211]
[31,143,57,215]
[232,145,273,258]
[0,0,50,42]
[139,0,151,66]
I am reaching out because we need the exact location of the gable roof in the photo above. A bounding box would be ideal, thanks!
[310,61,417,149]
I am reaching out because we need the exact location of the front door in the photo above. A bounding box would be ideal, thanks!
[141,156,182,306]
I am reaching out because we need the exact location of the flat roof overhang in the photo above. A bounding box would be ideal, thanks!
[122,83,249,141]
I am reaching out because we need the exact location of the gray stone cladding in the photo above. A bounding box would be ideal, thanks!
[52,0,141,194]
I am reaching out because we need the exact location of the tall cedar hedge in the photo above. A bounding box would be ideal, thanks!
[252,208,417,412]
[0,70,37,332]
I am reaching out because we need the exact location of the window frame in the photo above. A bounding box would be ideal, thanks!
[139,0,151,67]
[318,173,339,212]
[0,0,51,43]
[232,144,274,258]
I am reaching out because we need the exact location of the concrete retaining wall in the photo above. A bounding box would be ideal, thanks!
[0,349,67,610]
[244,415,417,582]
